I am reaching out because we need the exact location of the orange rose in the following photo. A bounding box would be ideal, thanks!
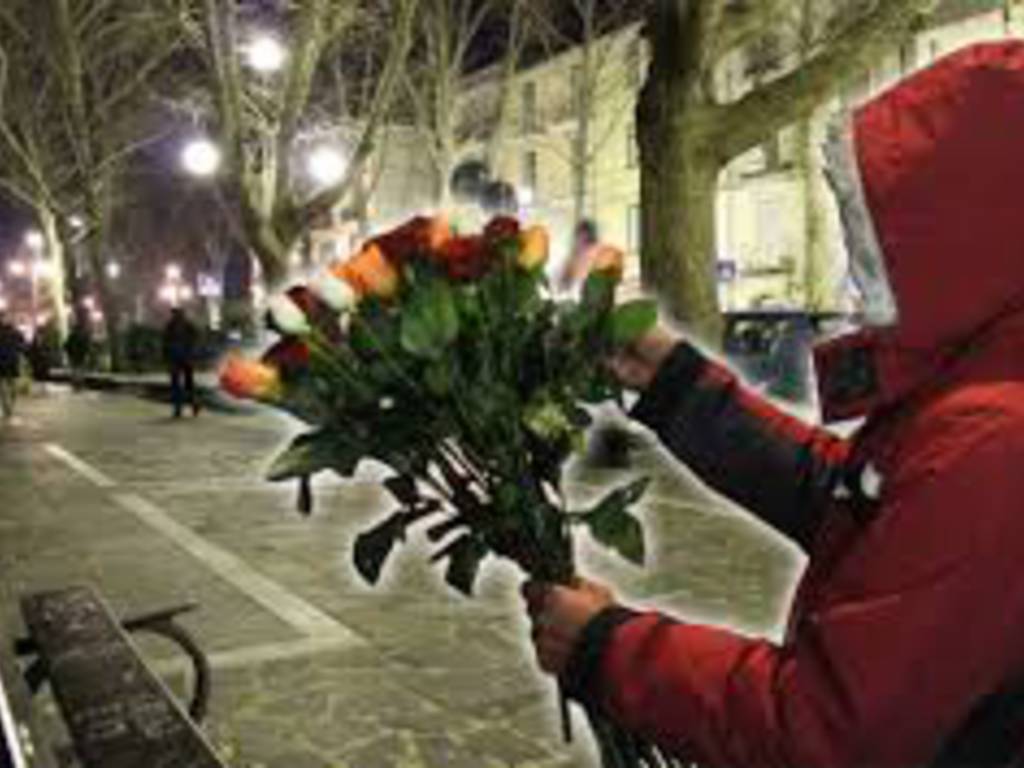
[590,244,625,279]
[331,243,400,299]
[518,226,550,270]
[220,356,283,401]
[370,215,452,264]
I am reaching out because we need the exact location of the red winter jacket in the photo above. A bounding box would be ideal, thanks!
[569,43,1024,767]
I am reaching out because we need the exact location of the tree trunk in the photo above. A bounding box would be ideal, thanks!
[38,207,69,341]
[637,64,723,345]
[83,224,123,372]
[240,201,292,289]
[798,114,830,310]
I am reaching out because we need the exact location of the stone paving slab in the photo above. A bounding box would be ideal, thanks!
[0,389,803,767]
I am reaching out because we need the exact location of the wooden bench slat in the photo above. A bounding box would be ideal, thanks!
[21,587,223,768]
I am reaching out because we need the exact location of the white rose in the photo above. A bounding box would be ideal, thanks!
[312,272,357,313]
[268,294,311,335]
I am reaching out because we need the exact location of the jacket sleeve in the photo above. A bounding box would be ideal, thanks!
[631,341,850,550]
[569,426,1024,768]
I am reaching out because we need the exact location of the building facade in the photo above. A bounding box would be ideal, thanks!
[357,1,1020,310]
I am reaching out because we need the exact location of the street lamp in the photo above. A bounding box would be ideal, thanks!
[307,145,347,187]
[166,263,182,282]
[106,261,122,280]
[245,35,287,74]
[7,261,26,278]
[24,230,44,251]
[68,215,85,231]
[182,139,221,177]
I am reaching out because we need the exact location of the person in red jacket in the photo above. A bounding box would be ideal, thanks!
[525,42,1024,767]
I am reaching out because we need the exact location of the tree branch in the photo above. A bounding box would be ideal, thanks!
[717,0,935,162]
[293,0,419,228]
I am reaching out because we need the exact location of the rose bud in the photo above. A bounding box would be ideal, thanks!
[518,226,550,270]
[267,293,313,336]
[311,271,357,313]
[220,356,283,401]
[437,235,491,280]
[332,243,400,299]
[591,244,625,279]
[370,215,451,264]
[484,216,521,244]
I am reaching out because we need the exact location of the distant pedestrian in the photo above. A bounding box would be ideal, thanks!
[556,219,600,297]
[64,320,92,391]
[0,311,25,420]
[162,307,200,418]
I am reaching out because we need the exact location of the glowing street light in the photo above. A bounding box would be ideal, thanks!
[7,261,26,278]
[69,215,85,231]
[182,139,221,177]
[245,35,287,73]
[107,261,122,280]
[307,146,347,186]
[24,230,44,251]
[166,263,182,282]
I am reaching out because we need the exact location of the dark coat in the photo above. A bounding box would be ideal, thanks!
[0,321,24,378]
[162,314,198,367]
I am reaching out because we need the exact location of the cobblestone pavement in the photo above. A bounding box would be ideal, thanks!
[0,387,804,767]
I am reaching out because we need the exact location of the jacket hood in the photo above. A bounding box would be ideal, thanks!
[815,42,1024,423]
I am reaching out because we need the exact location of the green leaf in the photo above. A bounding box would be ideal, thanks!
[267,430,364,482]
[353,513,407,585]
[424,361,453,396]
[436,535,489,596]
[581,271,617,313]
[400,277,460,360]
[581,478,651,566]
[611,300,658,347]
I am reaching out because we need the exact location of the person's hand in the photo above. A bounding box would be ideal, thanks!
[609,325,679,391]
[522,578,616,676]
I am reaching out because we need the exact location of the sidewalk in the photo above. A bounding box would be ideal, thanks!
[47,368,249,412]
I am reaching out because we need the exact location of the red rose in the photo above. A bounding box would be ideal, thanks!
[370,215,452,264]
[435,235,492,281]
[483,216,521,244]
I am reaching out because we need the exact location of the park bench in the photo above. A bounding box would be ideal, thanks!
[5,586,223,768]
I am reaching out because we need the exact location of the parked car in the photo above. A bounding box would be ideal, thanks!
[723,310,848,403]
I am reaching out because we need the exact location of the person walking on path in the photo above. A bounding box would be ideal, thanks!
[64,320,92,391]
[0,312,25,420]
[162,307,200,418]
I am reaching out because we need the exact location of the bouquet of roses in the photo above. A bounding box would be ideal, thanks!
[221,214,675,767]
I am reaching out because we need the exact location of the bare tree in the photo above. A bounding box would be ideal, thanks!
[0,0,183,365]
[529,0,640,227]
[177,0,418,288]
[399,0,504,207]
[638,0,937,343]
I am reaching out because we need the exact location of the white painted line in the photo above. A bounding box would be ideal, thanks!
[44,443,363,648]
[113,492,361,645]
[44,443,117,488]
